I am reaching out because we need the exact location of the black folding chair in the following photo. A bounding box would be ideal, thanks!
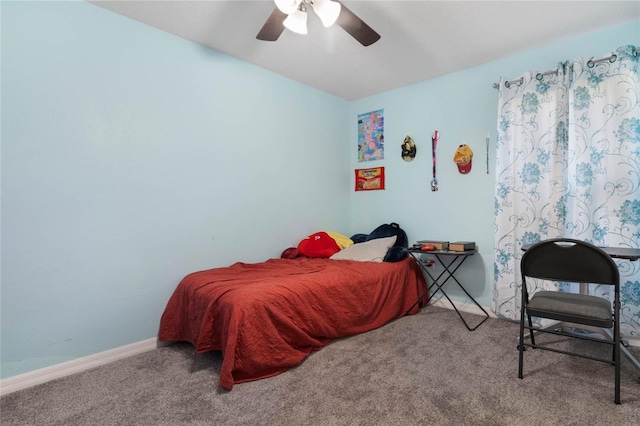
[518,238,621,404]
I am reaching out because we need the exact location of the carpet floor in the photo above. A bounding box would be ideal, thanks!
[2,306,640,425]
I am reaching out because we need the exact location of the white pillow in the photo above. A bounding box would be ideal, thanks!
[329,235,397,262]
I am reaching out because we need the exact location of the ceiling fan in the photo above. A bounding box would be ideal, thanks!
[257,0,380,47]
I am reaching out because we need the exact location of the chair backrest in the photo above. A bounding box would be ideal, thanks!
[521,238,619,286]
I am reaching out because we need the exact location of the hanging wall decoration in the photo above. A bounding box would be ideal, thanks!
[357,109,384,162]
[355,167,385,191]
[485,133,490,174]
[430,130,439,191]
[453,144,473,174]
[401,135,416,161]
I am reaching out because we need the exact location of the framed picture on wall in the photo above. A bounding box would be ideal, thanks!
[357,109,384,162]
[355,167,385,191]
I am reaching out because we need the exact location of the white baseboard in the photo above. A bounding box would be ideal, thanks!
[428,297,498,319]
[627,339,640,348]
[428,298,640,348]
[0,337,158,397]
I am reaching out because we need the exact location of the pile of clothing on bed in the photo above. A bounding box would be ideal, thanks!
[281,222,409,263]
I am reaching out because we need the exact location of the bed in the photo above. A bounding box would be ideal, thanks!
[158,256,427,390]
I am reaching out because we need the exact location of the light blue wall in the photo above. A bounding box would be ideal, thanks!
[1,0,638,380]
[0,1,350,378]
[350,20,639,311]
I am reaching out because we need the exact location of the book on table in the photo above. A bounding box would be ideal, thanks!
[415,240,449,250]
[449,241,476,252]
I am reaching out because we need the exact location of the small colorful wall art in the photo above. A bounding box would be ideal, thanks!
[355,167,385,191]
[357,109,384,162]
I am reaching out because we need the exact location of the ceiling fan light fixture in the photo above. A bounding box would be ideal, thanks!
[283,8,308,34]
[274,0,301,15]
[258,0,380,46]
[312,0,341,27]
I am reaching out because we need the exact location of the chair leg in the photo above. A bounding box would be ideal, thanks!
[615,348,620,404]
[527,313,535,347]
[614,316,620,404]
[518,309,526,379]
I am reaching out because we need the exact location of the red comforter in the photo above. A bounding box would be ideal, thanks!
[158,257,426,389]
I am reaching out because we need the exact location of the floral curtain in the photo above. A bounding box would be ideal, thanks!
[492,45,640,340]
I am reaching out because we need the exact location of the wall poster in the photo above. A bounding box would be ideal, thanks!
[357,109,384,162]
[355,167,385,191]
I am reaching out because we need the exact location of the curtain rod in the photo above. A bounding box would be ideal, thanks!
[492,49,638,89]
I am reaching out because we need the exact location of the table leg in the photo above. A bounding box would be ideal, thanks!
[432,254,489,331]
[407,252,489,331]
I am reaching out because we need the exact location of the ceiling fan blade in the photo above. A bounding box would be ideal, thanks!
[256,7,287,41]
[335,2,380,46]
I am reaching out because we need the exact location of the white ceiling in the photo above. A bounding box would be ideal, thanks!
[89,0,640,101]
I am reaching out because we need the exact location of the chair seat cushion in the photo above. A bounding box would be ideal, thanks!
[528,291,613,328]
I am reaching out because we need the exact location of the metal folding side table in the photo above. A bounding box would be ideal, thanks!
[406,248,489,331]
